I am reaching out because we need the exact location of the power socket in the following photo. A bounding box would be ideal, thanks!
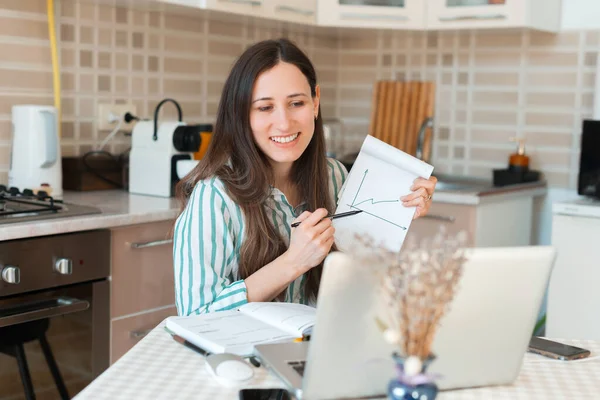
[97,104,137,132]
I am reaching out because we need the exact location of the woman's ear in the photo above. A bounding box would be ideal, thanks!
[314,84,321,119]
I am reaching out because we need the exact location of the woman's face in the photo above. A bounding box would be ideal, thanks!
[250,61,320,169]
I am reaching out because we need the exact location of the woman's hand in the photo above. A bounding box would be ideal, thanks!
[284,208,335,274]
[401,176,438,219]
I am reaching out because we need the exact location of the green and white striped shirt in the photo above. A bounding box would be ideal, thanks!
[173,158,348,316]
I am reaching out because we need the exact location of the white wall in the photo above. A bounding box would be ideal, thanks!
[561,0,600,30]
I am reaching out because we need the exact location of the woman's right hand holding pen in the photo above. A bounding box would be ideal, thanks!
[284,208,335,275]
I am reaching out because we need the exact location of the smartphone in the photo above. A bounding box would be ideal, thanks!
[528,336,591,360]
[238,388,292,400]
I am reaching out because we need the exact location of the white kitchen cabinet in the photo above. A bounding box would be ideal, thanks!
[317,0,425,30]
[408,194,537,247]
[203,0,268,19]
[426,0,562,32]
[268,0,317,24]
[547,199,600,340]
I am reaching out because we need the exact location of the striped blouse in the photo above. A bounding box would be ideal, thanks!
[173,158,349,316]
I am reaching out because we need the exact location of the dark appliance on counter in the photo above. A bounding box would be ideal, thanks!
[0,185,109,399]
[578,120,600,199]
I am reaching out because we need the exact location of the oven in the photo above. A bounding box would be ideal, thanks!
[0,230,110,400]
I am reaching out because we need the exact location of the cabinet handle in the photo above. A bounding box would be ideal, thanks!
[0,297,89,328]
[218,0,262,6]
[275,5,314,16]
[340,12,409,21]
[130,329,153,339]
[129,239,173,249]
[422,214,456,223]
[438,14,507,22]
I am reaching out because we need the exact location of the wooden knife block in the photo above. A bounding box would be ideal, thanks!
[368,80,435,163]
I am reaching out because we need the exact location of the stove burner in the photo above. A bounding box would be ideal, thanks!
[0,185,62,218]
[0,184,102,225]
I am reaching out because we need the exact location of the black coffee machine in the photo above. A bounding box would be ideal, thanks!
[578,119,600,199]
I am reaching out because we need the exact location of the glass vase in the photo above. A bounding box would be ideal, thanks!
[387,353,438,400]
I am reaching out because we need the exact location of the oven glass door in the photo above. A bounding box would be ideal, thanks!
[0,280,108,400]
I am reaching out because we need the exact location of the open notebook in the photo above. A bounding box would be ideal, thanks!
[334,135,434,251]
[165,302,315,357]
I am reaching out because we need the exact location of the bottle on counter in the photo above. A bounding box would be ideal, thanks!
[508,137,530,173]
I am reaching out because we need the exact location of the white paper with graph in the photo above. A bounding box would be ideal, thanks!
[333,135,434,251]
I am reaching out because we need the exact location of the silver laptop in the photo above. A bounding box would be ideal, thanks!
[254,246,556,400]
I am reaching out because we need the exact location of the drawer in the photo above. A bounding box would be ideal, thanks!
[110,306,177,364]
[111,221,175,318]
[407,202,476,246]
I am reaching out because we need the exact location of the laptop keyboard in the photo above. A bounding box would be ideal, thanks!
[287,360,306,377]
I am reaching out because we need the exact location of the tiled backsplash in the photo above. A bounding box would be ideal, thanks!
[337,29,598,188]
[0,0,597,188]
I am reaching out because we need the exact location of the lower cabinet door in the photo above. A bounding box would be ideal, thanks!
[110,306,177,364]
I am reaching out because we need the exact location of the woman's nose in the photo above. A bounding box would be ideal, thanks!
[275,108,291,131]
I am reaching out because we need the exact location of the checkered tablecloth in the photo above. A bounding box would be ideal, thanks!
[74,320,600,400]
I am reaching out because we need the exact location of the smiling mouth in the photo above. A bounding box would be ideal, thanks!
[270,132,300,144]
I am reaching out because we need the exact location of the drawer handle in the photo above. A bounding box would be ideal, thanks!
[130,329,153,339]
[340,12,409,21]
[439,13,507,22]
[275,5,314,16]
[218,0,262,6]
[422,214,456,223]
[129,239,173,249]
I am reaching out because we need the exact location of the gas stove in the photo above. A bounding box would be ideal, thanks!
[0,185,101,225]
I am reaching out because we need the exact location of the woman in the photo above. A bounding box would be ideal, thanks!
[173,38,437,316]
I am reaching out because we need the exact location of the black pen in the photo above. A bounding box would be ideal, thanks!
[169,332,261,367]
[291,210,363,228]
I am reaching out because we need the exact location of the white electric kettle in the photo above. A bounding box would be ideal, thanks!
[8,105,63,198]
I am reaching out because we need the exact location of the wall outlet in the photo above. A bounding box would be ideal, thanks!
[97,103,137,132]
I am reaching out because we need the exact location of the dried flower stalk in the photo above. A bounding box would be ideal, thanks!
[350,227,468,359]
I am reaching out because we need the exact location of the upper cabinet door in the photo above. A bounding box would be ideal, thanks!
[204,0,270,18]
[317,0,425,29]
[426,0,562,32]
[268,0,317,24]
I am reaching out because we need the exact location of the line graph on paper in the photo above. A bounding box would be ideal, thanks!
[346,169,408,231]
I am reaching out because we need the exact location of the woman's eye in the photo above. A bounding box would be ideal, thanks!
[257,105,272,112]
[291,101,305,108]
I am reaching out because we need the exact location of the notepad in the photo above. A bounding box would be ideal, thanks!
[333,135,434,251]
[165,302,315,357]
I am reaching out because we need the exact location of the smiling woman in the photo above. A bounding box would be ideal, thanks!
[172,38,437,316]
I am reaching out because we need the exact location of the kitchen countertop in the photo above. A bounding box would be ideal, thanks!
[0,190,180,242]
[0,180,547,242]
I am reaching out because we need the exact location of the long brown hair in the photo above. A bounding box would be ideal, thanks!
[176,38,334,303]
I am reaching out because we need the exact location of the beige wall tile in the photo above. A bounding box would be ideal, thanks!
[475,33,522,48]
[527,71,577,87]
[530,31,581,47]
[474,51,522,67]
[208,40,242,57]
[339,105,369,119]
[525,112,574,128]
[472,110,518,126]
[542,171,570,187]
[340,53,377,68]
[474,72,519,86]
[472,91,519,106]
[163,79,202,95]
[80,26,94,45]
[209,21,243,37]
[165,14,203,33]
[80,3,96,20]
[164,35,203,54]
[338,69,376,84]
[62,73,75,91]
[0,17,47,39]
[61,121,75,138]
[207,81,223,97]
[99,29,112,46]
[164,57,202,74]
[79,74,94,93]
[0,0,45,13]
[471,128,514,143]
[79,98,94,118]
[470,147,509,163]
[0,69,52,90]
[0,120,10,140]
[0,43,52,65]
[527,52,579,67]
[524,131,572,148]
[526,92,576,108]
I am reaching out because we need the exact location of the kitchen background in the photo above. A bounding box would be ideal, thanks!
[0,0,597,239]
